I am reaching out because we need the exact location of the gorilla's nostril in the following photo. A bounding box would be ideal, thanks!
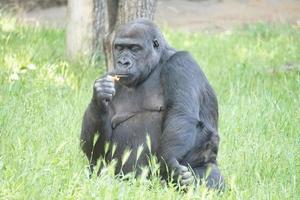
[118,60,131,68]
[124,61,131,66]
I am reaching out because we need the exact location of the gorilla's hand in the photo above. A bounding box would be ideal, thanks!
[175,165,194,186]
[167,158,194,186]
[93,75,116,102]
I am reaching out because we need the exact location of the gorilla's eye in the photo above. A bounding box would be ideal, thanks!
[153,39,159,48]
[130,45,142,53]
[114,45,124,51]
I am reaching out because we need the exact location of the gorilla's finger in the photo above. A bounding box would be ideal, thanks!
[94,82,102,89]
[176,165,188,174]
[101,81,115,88]
[98,93,113,100]
[180,177,194,186]
[95,77,113,84]
[102,88,116,95]
[181,171,192,179]
[95,86,104,93]
[95,78,104,84]
[106,75,114,82]
[180,165,189,172]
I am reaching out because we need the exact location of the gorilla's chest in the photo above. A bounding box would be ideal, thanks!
[109,74,164,152]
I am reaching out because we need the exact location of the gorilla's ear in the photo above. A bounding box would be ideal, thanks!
[153,39,159,48]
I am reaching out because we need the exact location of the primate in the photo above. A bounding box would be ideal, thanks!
[81,18,224,189]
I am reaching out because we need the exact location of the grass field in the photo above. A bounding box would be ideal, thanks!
[0,15,300,199]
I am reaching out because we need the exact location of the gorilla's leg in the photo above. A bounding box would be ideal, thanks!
[193,164,225,191]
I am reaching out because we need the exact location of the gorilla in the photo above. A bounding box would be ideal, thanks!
[81,19,224,190]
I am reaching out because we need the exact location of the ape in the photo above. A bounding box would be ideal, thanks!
[81,19,224,189]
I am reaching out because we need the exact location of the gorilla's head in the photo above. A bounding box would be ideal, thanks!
[113,19,168,87]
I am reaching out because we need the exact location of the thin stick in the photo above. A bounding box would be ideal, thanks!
[111,74,128,81]
[112,76,120,81]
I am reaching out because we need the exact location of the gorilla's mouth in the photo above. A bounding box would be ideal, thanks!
[115,73,131,81]
[113,73,134,84]
[110,72,130,79]
[115,73,129,78]
[110,70,137,85]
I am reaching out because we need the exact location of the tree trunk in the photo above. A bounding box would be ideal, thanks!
[67,0,157,71]
[66,0,94,58]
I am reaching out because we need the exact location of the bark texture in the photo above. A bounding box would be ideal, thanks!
[66,0,94,58]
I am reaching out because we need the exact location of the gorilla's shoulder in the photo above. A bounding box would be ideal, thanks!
[161,51,202,80]
[168,51,193,61]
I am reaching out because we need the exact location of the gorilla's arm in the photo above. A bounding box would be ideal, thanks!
[160,51,218,170]
[80,79,113,165]
[80,102,102,160]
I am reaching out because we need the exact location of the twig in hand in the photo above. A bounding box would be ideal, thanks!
[112,76,120,81]
[111,74,128,81]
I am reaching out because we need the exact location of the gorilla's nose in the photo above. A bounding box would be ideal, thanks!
[118,58,131,68]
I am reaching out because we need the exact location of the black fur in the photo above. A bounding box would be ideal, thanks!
[81,19,224,190]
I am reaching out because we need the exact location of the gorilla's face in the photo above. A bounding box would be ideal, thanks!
[113,24,161,87]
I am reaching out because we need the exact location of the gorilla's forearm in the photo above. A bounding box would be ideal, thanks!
[80,104,99,160]
[80,101,109,160]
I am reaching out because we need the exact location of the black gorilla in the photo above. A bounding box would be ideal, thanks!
[81,19,224,189]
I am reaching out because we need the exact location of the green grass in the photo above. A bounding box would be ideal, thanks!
[0,15,300,199]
